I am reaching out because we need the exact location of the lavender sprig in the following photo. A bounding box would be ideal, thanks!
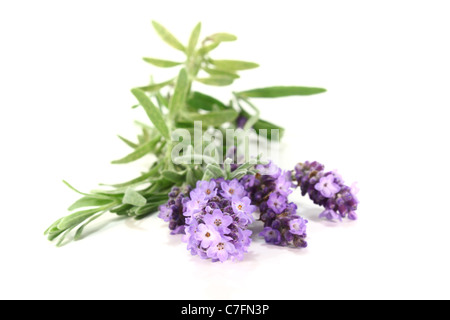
[294,161,359,221]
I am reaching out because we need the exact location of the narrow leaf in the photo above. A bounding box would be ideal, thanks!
[182,109,239,127]
[161,170,186,183]
[253,119,285,140]
[105,162,162,188]
[198,42,220,55]
[123,188,147,207]
[143,57,182,68]
[131,88,170,140]
[151,21,185,52]
[230,169,248,180]
[207,33,237,42]
[44,218,63,235]
[117,135,138,149]
[238,86,327,98]
[111,135,160,164]
[74,213,104,241]
[187,91,228,111]
[196,76,234,86]
[168,68,189,120]
[187,22,202,57]
[202,67,239,79]
[137,78,174,93]
[205,164,224,178]
[57,207,101,230]
[210,59,259,71]
[68,197,113,211]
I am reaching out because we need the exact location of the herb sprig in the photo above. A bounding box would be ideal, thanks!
[45,21,326,246]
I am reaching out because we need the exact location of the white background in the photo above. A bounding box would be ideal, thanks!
[1,0,449,299]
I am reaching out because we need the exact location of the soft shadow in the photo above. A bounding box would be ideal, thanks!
[124,217,148,231]
[298,207,324,222]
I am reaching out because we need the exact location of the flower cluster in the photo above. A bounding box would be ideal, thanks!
[158,185,192,235]
[294,161,359,221]
[240,162,308,248]
[181,179,256,262]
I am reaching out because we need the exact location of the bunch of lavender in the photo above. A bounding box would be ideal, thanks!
[240,162,308,248]
[180,179,256,262]
[44,20,326,246]
[294,161,359,221]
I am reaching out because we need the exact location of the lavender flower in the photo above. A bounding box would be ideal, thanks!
[182,178,256,262]
[241,161,308,248]
[314,175,341,198]
[267,193,287,214]
[295,161,359,221]
[158,186,191,235]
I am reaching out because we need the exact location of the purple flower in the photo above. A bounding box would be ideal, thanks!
[267,193,287,214]
[180,178,254,262]
[203,209,233,233]
[236,115,248,129]
[259,227,281,245]
[295,161,359,221]
[194,223,220,248]
[158,186,191,235]
[195,180,217,199]
[256,161,281,178]
[288,218,308,235]
[314,175,341,198]
[274,173,293,197]
[240,161,309,248]
[207,240,236,262]
[318,209,342,221]
[184,191,208,217]
[220,179,245,199]
[158,205,172,222]
[231,196,255,224]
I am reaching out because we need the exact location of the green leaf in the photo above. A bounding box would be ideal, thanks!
[205,164,224,178]
[143,57,182,68]
[57,207,102,230]
[238,86,327,98]
[117,135,138,149]
[253,119,285,140]
[68,197,113,211]
[74,213,104,241]
[62,180,111,200]
[105,163,162,188]
[182,109,239,127]
[161,170,186,183]
[239,108,285,139]
[207,33,237,42]
[123,188,147,207]
[210,60,259,71]
[56,227,76,247]
[196,76,234,86]
[187,22,202,57]
[187,91,228,111]
[224,158,232,178]
[44,217,63,235]
[198,42,220,55]
[131,88,171,140]
[168,68,189,120]
[202,67,239,79]
[229,169,247,180]
[111,135,160,164]
[137,78,174,93]
[151,21,185,52]
[47,228,65,241]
